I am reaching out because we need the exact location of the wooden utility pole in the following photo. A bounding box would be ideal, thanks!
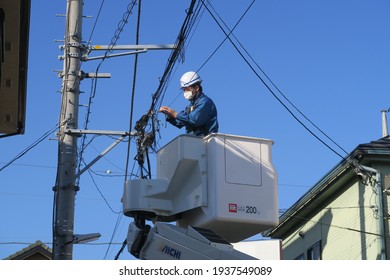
[53,0,83,260]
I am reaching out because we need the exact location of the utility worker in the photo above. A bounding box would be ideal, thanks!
[159,71,218,137]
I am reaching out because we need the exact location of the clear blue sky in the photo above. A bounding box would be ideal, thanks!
[1,0,389,260]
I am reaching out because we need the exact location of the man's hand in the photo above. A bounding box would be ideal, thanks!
[159,106,178,119]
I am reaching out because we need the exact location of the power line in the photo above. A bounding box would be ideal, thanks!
[165,1,254,108]
[292,214,386,238]
[0,123,60,172]
[85,167,122,214]
[114,239,128,260]
[124,0,142,182]
[86,0,105,45]
[150,0,203,112]
[201,0,349,161]
[105,0,143,259]
[0,162,56,169]
[279,183,311,188]
[103,211,123,259]
[196,0,255,74]
[208,1,349,157]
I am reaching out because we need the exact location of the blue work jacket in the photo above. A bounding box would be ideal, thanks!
[168,92,218,136]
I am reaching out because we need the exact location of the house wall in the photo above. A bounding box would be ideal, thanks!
[282,179,382,260]
[372,162,390,259]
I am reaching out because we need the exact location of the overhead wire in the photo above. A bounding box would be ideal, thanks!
[196,0,255,74]
[103,210,124,259]
[85,164,121,214]
[124,0,142,182]
[292,213,385,238]
[89,141,127,172]
[109,0,144,260]
[200,0,348,161]
[85,0,106,46]
[160,0,253,108]
[206,0,350,157]
[165,0,253,108]
[114,239,128,260]
[0,123,60,172]
[226,10,382,205]
[150,0,203,112]
[108,22,141,263]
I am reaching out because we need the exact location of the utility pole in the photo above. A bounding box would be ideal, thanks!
[53,0,83,260]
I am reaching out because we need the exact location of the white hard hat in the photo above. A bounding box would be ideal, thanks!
[180,71,202,88]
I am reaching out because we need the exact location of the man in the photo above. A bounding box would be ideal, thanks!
[159,71,218,137]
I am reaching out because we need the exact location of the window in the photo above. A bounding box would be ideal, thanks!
[294,253,305,260]
[307,241,321,260]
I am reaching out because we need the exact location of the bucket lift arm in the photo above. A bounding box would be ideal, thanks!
[127,221,256,260]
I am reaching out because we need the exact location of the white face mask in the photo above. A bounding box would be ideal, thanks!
[183,90,195,100]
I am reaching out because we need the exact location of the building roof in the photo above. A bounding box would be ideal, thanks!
[4,240,52,260]
[357,136,390,150]
[264,136,390,238]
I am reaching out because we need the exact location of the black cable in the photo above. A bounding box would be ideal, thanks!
[196,0,255,74]
[77,131,99,186]
[150,0,201,112]
[86,0,105,45]
[101,1,138,62]
[99,0,140,258]
[124,0,142,182]
[114,238,128,260]
[86,167,121,214]
[164,1,249,108]
[292,214,385,238]
[201,0,347,160]
[0,123,60,172]
[103,211,123,259]
[206,0,350,157]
